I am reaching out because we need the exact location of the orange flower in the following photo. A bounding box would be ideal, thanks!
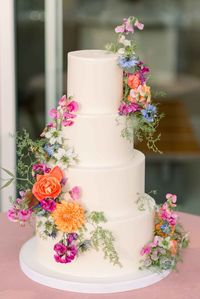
[170,239,177,255]
[32,166,63,201]
[52,201,85,232]
[128,73,141,89]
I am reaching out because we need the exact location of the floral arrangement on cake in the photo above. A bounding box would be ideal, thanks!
[139,193,189,271]
[106,16,164,153]
[2,95,121,266]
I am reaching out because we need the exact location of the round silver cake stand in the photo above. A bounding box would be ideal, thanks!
[19,237,171,293]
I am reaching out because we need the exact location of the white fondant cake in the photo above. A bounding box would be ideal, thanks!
[36,50,155,277]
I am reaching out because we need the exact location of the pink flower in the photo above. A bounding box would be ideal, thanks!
[166,193,177,206]
[151,236,159,247]
[7,207,19,222]
[58,95,67,106]
[18,209,32,222]
[67,101,79,113]
[140,243,152,256]
[125,19,134,32]
[70,186,81,200]
[40,199,56,212]
[63,112,77,119]
[115,25,125,33]
[115,18,134,34]
[49,108,60,119]
[62,120,74,127]
[134,19,144,30]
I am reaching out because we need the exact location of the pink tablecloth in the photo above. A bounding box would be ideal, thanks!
[0,212,199,299]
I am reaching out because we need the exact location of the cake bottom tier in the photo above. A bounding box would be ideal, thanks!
[36,206,155,278]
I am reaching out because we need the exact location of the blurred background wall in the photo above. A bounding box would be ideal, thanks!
[0,0,200,213]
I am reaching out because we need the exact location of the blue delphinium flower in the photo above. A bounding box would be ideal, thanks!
[118,56,138,69]
[44,144,55,157]
[160,222,171,234]
[141,104,157,123]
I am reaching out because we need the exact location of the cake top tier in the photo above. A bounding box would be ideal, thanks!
[67,50,123,114]
[68,49,118,60]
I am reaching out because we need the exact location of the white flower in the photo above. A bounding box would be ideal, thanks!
[118,48,125,55]
[118,34,125,44]
[54,148,66,160]
[53,146,77,166]
[124,39,131,47]
[45,128,64,145]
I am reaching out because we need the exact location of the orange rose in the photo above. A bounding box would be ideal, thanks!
[32,166,63,201]
[128,73,141,89]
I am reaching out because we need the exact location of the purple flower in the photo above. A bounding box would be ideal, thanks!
[61,177,68,187]
[40,199,56,212]
[141,104,157,122]
[32,163,51,176]
[67,233,78,244]
[137,61,150,84]
[118,57,138,69]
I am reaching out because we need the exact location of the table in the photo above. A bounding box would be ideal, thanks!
[0,212,199,299]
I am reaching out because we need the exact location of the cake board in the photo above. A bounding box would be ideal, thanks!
[19,237,171,293]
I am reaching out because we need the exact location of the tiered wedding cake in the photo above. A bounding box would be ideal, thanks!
[4,16,188,292]
[36,50,155,277]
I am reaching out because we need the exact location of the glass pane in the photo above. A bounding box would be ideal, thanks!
[16,0,45,139]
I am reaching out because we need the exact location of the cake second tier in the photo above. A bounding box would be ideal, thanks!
[63,113,134,167]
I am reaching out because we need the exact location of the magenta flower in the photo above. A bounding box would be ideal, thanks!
[49,108,60,119]
[62,120,74,127]
[67,101,79,113]
[54,243,77,264]
[70,186,81,200]
[54,243,67,255]
[32,163,51,176]
[40,199,56,212]
[47,122,56,128]
[140,243,152,256]
[119,102,140,116]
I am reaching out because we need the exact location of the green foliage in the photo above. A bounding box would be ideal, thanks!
[121,112,164,154]
[90,226,121,267]
[88,211,107,225]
